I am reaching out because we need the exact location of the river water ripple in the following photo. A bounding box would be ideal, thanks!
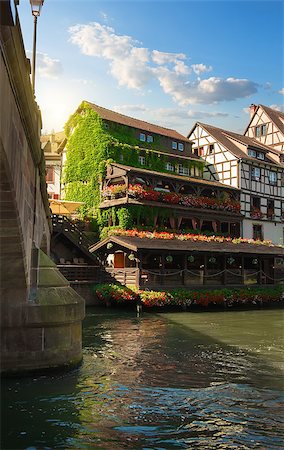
[1,308,284,449]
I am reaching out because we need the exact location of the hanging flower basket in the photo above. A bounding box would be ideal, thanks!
[166,255,173,263]
[252,258,258,265]
[227,257,235,265]
[107,242,113,249]
[187,255,195,263]
[208,256,216,264]
[128,253,135,261]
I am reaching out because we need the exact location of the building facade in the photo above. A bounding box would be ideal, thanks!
[188,122,284,244]
[41,131,66,199]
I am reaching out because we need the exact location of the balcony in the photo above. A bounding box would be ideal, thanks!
[102,184,241,214]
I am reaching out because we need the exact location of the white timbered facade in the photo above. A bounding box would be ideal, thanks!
[188,122,284,245]
[245,104,284,156]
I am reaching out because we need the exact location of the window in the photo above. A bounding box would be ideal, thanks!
[248,149,256,157]
[253,224,263,241]
[138,155,146,165]
[172,141,177,150]
[177,164,189,176]
[147,135,153,143]
[193,148,198,156]
[178,143,184,151]
[139,133,146,142]
[199,147,205,157]
[46,166,54,183]
[255,126,261,137]
[252,196,261,209]
[267,199,274,219]
[269,171,277,185]
[257,152,264,160]
[251,167,261,181]
[261,124,267,135]
[166,162,174,172]
[209,144,214,154]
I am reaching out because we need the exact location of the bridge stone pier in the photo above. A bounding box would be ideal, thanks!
[0,2,85,374]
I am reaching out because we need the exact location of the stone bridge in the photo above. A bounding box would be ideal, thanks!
[0,1,84,374]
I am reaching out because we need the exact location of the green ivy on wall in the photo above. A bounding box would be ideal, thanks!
[63,101,204,218]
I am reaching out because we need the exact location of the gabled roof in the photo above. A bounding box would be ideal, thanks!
[85,102,190,142]
[90,235,284,256]
[244,104,284,135]
[189,122,282,167]
[109,162,240,190]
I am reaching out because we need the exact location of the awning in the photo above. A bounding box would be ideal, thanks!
[49,199,84,215]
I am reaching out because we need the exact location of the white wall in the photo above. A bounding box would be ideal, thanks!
[243,219,284,245]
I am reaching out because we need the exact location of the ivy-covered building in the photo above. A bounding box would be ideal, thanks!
[63,101,241,236]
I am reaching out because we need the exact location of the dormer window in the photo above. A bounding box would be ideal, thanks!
[147,135,153,143]
[257,152,264,160]
[139,133,146,142]
[248,149,256,158]
[172,141,177,150]
[178,143,184,151]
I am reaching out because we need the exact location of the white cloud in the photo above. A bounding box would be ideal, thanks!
[191,63,213,75]
[28,52,62,79]
[69,21,259,105]
[151,50,186,65]
[279,88,284,95]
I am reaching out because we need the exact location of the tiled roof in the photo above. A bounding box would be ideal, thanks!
[90,235,284,255]
[110,162,239,190]
[259,105,284,134]
[85,102,190,142]
[196,123,282,167]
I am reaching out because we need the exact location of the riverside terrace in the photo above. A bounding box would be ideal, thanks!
[100,163,242,236]
[89,233,284,290]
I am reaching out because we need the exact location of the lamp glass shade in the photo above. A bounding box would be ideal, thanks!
[30,0,44,16]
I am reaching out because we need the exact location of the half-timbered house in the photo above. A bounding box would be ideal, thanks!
[188,122,284,244]
[245,104,284,156]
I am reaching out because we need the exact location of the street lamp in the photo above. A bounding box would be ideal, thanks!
[30,0,44,93]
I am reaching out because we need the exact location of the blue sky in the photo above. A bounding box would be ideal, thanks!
[18,0,283,135]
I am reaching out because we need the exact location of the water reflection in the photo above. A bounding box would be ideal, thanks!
[1,308,283,449]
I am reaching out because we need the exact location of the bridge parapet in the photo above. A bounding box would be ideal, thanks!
[0,2,85,375]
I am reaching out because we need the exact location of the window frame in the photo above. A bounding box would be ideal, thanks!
[172,141,177,150]
[139,133,146,142]
[147,135,153,143]
[251,166,261,181]
[46,165,55,183]
[178,142,184,151]
[138,155,146,165]
[269,171,277,185]
[166,162,174,172]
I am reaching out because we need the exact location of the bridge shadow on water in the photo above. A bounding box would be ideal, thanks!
[1,307,284,449]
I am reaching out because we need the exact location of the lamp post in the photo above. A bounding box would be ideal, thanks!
[30,0,44,93]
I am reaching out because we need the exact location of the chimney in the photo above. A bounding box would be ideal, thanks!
[249,104,257,118]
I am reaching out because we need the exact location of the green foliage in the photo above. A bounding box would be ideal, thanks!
[63,102,204,217]
[116,208,132,228]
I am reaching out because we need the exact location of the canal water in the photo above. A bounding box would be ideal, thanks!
[1,308,284,449]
